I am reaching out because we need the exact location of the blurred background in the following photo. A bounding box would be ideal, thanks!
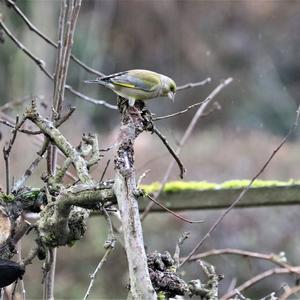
[1,0,300,298]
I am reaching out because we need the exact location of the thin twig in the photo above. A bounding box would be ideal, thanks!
[45,2,82,299]
[0,98,27,112]
[12,155,44,194]
[4,0,105,77]
[260,285,288,300]
[83,247,114,300]
[0,118,41,135]
[180,104,300,268]
[100,159,111,182]
[42,248,56,299]
[152,127,185,179]
[220,266,300,300]
[176,77,211,91]
[0,18,116,110]
[16,239,26,300]
[141,78,233,221]
[183,248,300,274]
[137,169,151,187]
[174,232,190,268]
[3,115,25,193]
[146,194,203,224]
[278,285,300,300]
[55,106,76,127]
[153,100,221,121]
[0,106,76,136]
[83,208,115,300]
[102,207,116,248]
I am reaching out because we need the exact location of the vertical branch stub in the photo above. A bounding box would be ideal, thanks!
[113,99,156,300]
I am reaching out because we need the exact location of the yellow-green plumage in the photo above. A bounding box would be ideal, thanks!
[85,69,176,106]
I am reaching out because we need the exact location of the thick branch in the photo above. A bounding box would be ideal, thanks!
[113,101,156,300]
[37,183,114,247]
[24,102,92,184]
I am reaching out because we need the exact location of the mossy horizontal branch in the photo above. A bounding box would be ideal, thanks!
[140,179,300,194]
[139,180,300,211]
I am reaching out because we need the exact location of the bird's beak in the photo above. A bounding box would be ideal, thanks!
[168,91,175,102]
[83,79,99,84]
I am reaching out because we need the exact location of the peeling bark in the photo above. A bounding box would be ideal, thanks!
[114,100,156,300]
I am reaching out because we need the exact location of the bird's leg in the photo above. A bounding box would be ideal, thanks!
[127,100,145,119]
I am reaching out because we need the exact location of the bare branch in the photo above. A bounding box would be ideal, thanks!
[83,247,114,300]
[174,232,190,269]
[153,100,221,121]
[55,106,76,127]
[180,105,300,267]
[12,155,44,194]
[278,285,300,300]
[43,248,57,300]
[0,98,27,112]
[141,78,233,221]
[183,248,300,274]
[145,193,203,224]
[220,266,300,300]
[113,101,156,299]
[100,159,111,182]
[16,238,26,300]
[83,207,115,300]
[0,18,116,110]
[0,106,75,136]
[3,115,26,193]
[4,0,105,77]
[176,77,211,91]
[24,100,92,184]
[0,118,41,135]
[152,127,185,179]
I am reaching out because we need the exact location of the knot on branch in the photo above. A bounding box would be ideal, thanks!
[37,203,89,247]
[188,261,223,298]
[147,251,188,298]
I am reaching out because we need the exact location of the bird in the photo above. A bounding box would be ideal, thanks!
[84,69,176,106]
[0,259,25,288]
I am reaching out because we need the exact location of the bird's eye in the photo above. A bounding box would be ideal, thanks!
[170,85,175,92]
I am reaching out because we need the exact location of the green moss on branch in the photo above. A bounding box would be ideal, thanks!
[140,179,300,194]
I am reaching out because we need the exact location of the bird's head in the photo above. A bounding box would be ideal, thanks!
[160,75,176,102]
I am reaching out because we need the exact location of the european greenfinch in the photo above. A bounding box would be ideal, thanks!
[84,69,176,106]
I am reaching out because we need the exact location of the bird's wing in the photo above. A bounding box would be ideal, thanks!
[108,70,161,92]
